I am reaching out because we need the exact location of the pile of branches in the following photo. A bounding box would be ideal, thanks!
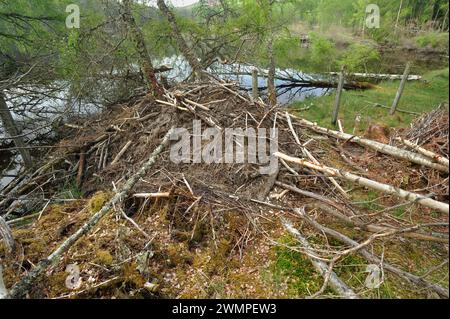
[0,78,448,299]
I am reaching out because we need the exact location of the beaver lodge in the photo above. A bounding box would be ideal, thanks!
[0,78,448,299]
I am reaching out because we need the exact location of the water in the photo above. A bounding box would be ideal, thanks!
[157,56,331,104]
[1,57,331,189]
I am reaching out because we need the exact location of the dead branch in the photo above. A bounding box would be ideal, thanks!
[275,152,449,214]
[289,115,449,173]
[281,218,359,299]
[296,208,449,299]
[6,127,174,299]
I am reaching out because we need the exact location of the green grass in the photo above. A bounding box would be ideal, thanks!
[288,68,449,132]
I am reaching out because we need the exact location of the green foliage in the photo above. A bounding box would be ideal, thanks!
[338,43,380,72]
[289,68,449,131]
[308,33,338,71]
[415,32,449,50]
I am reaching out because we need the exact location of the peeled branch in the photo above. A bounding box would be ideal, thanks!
[289,115,449,173]
[274,152,449,214]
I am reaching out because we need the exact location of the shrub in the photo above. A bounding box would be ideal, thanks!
[338,43,380,72]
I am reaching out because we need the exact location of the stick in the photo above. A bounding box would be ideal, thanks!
[252,68,259,100]
[6,127,175,299]
[296,209,449,298]
[285,112,349,198]
[111,140,132,166]
[390,62,411,115]
[289,115,449,173]
[133,192,171,199]
[332,65,345,126]
[274,152,449,214]
[281,218,359,299]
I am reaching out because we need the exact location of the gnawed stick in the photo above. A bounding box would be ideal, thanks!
[6,127,174,299]
[281,218,359,299]
[274,152,449,214]
[296,209,449,298]
[396,137,449,168]
[133,192,171,199]
[285,112,349,198]
[111,140,132,166]
[286,115,449,173]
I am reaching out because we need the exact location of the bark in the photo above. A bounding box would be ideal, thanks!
[267,6,277,107]
[0,92,33,168]
[274,152,449,214]
[291,115,449,173]
[7,127,174,299]
[156,0,204,80]
[396,137,449,168]
[121,0,163,97]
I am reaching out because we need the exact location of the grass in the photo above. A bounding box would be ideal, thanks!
[288,68,449,132]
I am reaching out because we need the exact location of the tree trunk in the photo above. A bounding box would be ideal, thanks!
[156,0,204,80]
[121,0,163,97]
[267,5,277,107]
[0,92,33,168]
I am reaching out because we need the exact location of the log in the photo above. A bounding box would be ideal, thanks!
[290,115,449,173]
[274,152,449,214]
[281,218,359,299]
[6,127,174,299]
[328,72,421,81]
[396,137,449,168]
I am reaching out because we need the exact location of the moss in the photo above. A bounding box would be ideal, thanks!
[47,271,70,296]
[121,262,146,288]
[95,250,114,266]
[271,235,324,297]
[166,242,193,267]
[88,191,111,213]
